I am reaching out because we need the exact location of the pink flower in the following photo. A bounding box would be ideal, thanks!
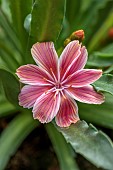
[16,41,104,127]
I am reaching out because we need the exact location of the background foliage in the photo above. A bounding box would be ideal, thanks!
[0,0,113,169]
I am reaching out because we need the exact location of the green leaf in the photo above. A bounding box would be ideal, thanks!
[79,93,113,129]
[93,74,113,95]
[80,0,92,12]
[0,9,22,55]
[46,123,79,170]
[105,65,113,73]
[56,121,113,169]
[0,69,20,106]
[0,111,38,170]
[88,10,113,52]
[30,0,66,44]
[95,43,113,57]
[0,100,16,117]
[8,0,32,49]
[66,0,81,32]
[87,43,113,67]
[0,87,17,117]
[0,84,17,118]
[87,54,113,67]
[0,41,20,71]
[1,0,11,20]
[75,0,113,45]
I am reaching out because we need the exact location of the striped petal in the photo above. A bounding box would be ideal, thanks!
[16,64,53,85]
[33,92,61,123]
[63,69,102,87]
[63,46,88,79]
[19,85,51,108]
[66,85,105,104]
[31,42,59,80]
[55,94,79,127]
[59,40,81,81]
[74,46,88,71]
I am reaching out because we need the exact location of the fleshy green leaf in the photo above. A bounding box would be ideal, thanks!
[93,74,113,95]
[105,65,113,73]
[79,93,113,129]
[94,43,113,57]
[66,0,81,31]
[56,121,113,169]
[0,100,16,117]
[8,0,32,49]
[0,111,38,170]
[46,123,79,170]
[75,0,113,45]
[88,10,113,52]
[0,8,22,55]
[30,0,66,44]
[0,41,20,71]
[0,69,20,106]
[1,0,11,20]
[87,54,113,67]
[87,43,113,67]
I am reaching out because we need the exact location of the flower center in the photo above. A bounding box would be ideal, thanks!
[53,82,66,99]
[55,82,61,89]
[44,81,67,99]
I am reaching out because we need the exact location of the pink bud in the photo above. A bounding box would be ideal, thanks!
[70,30,85,41]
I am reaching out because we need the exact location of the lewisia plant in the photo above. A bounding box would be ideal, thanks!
[16,40,104,127]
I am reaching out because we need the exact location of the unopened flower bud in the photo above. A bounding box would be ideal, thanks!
[70,30,84,42]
